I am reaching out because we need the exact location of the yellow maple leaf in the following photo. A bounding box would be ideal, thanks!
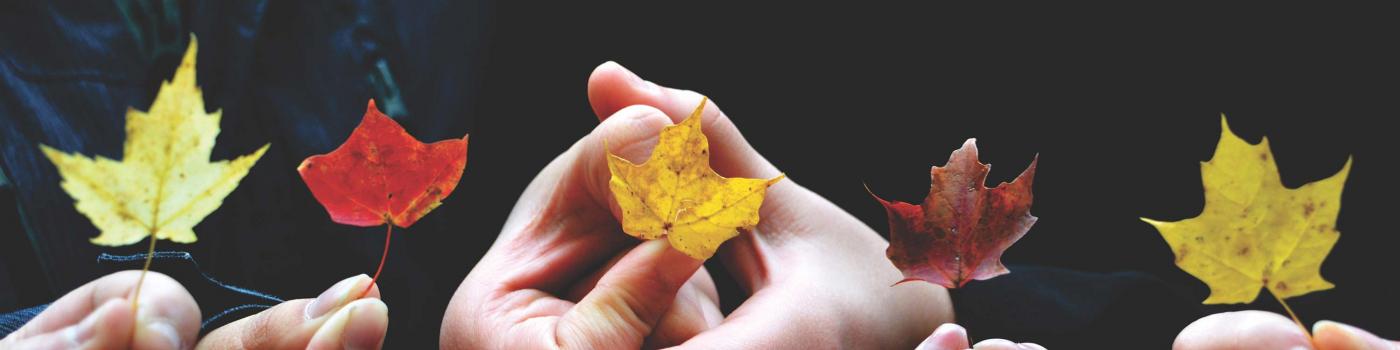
[607,98,785,260]
[40,36,269,246]
[1142,116,1350,305]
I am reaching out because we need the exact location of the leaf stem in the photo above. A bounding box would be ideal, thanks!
[362,224,393,298]
[1268,287,1311,339]
[131,236,157,311]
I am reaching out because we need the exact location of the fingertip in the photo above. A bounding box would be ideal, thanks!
[307,298,389,350]
[584,105,673,219]
[972,338,1021,350]
[1313,320,1394,350]
[559,239,705,348]
[588,61,662,120]
[917,323,969,350]
[1175,311,1312,350]
[592,104,673,163]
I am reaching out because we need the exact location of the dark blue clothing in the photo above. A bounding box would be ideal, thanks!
[1,0,490,347]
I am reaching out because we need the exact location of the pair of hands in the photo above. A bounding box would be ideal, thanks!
[438,62,952,349]
[0,271,387,349]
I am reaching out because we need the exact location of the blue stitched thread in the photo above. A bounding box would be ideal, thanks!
[0,251,285,336]
[98,251,284,331]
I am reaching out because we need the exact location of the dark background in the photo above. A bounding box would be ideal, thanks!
[464,1,1398,347]
[4,1,1397,348]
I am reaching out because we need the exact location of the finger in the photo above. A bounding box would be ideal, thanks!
[916,323,971,350]
[484,104,676,294]
[195,275,384,349]
[1173,311,1312,350]
[561,245,722,349]
[1313,320,1400,350]
[971,338,1022,350]
[642,267,723,349]
[2,270,199,350]
[556,239,704,349]
[1,299,133,349]
[305,299,389,350]
[587,61,780,180]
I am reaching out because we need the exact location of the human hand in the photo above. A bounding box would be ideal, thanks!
[1,270,386,350]
[194,274,388,349]
[0,270,199,349]
[441,61,953,349]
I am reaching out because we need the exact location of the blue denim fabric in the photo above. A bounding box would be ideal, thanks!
[0,304,45,338]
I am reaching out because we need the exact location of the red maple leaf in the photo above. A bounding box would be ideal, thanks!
[871,139,1037,288]
[298,99,468,294]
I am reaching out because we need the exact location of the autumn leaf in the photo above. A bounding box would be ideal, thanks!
[1142,117,1350,307]
[298,100,468,294]
[39,35,267,310]
[871,139,1038,288]
[607,98,785,260]
[40,36,268,247]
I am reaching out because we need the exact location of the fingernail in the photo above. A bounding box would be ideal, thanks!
[310,299,389,350]
[342,300,389,350]
[306,275,371,319]
[1315,320,1392,350]
[133,298,185,350]
[140,318,182,350]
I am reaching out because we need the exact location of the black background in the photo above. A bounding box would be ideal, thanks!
[4,1,1397,349]
[456,1,1398,347]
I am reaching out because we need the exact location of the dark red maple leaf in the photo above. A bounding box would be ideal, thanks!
[298,99,468,294]
[871,138,1037,288]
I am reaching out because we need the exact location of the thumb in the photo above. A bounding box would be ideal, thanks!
[0,270,199,350]
[556,239,704,349]
[1174,311,1313,350]
[1313,320,1400,350]
[587,61,782,181]
[195,275,387,350]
